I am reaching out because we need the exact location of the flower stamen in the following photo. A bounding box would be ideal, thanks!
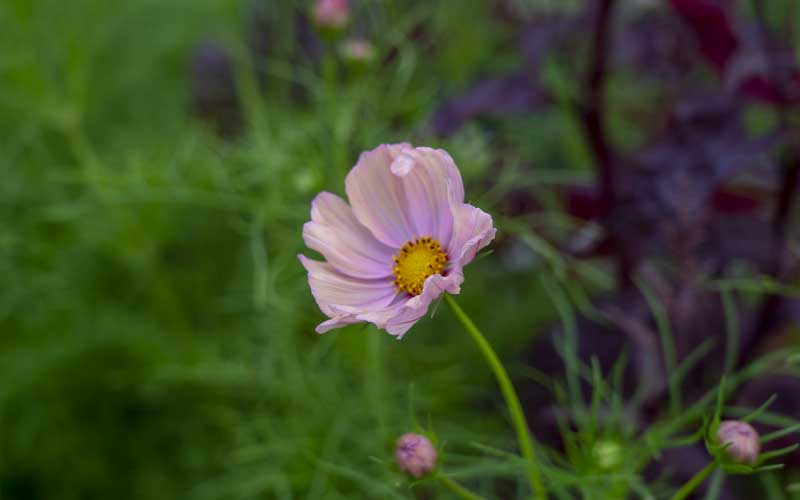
[392,236,447,296]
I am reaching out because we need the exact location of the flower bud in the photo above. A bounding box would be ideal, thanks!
[396,433,437,478]
[339,38,375,64]
[312,0,349,30]
[716,420,760,465]
[592,439,623,471]
[189,41,242,138]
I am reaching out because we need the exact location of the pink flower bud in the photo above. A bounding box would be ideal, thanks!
[717,420,761,465]
[396,433,437,478]
[340,38,375,63]
[312,0,350,29]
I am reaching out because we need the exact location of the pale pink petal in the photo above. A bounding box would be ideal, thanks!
[314,300,405,334]
[316,302,385,333]
[447,202,496,269]
[384,272,464,338]
[316,312,361,333]
[298,255,397,333]
[303,192,395,279]
[345,144,415,247]
[312,0,350,28]
[390,147,463,245]
[320,271,463,338]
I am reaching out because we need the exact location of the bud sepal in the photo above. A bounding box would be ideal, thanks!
[703,378,799,474]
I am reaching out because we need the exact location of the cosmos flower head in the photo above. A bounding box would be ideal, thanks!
[299,143,496,338]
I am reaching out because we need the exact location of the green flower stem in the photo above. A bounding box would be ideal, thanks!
[438,475,485,500]
[444,294,547,499]
[669,462,717,500]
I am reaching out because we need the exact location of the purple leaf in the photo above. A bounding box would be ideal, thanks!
[669,0,739,71]
[431,72,549,136]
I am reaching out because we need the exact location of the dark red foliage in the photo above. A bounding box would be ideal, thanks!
[739,72,800,106]
[432,0,800,482]
[669,0,739,71]
[711,188,763,213]
[565,185,610,220]
[669,0,800,108]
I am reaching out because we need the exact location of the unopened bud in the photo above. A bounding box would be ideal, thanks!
[312,0,349,29]
[340,38,375,64]
[396,433,437,478]
[717,420,760,465]
[592,439,622,470]
[189,41,242,137]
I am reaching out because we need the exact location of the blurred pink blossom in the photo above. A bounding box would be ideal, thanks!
[340,38,375,63]
[312,0,350,29]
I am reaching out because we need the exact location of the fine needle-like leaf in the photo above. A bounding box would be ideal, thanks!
[636,276,680,416]
[759,444,800,462]
[760,424,800,444]
[742,394,778,423]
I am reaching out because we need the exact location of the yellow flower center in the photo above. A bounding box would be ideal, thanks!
[392,236,448,296]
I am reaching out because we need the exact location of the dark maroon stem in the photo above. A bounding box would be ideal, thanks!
[774,153,800,236]
[581,0,616,207]
[738,148,799,370]
[752,0,799,235]
[737,154,799,370]
[733,1,799,371]
[577,0,630,287]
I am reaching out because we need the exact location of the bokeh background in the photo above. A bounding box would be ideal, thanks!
[2,0,800,498]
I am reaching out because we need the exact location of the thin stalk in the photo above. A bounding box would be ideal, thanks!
[582,0,617,206]
[670,462,717,500]
[637,278,681,416]
[720,289,739,374]
[444,295,547,499]
[438,476,486,500]
[366,328,386,435]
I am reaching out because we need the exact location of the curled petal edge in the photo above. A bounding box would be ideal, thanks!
[448,203,497,269]
[313,271,464,337]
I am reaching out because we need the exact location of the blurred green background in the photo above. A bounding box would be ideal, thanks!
[0,1,585,498]
[10,0,800,497]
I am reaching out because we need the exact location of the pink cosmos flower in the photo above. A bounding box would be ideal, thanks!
[311,0,350,29]
[299,143,496,338]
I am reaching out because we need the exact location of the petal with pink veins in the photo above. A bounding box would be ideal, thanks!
[346,144,416,247]
[390,147,464,245]
[298,255,397,333]
[303,192,395,279]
